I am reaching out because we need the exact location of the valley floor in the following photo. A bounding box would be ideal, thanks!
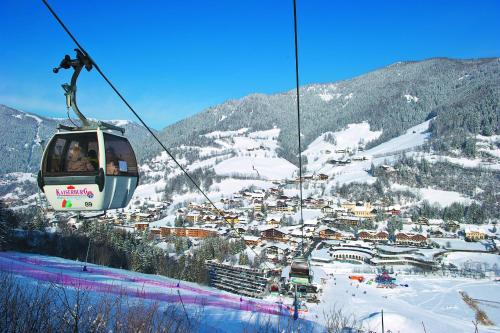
[297,263,500,333]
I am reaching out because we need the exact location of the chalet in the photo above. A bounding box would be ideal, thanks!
[134,222,149,231]
[374,231,389,243]
[318,227,353,240]
[351,202,376,219]
[335,215,361,227]
[254,212,265,221]
[416,217,429,225]
[235,226,247,234]
[260,228,288,242]
[294,175,313,183]
[253,199,263,212]
[223,214,239,224]
[444,220,460,232]
[243,235,261,246]
[380,165,396,173]
[274,201,295,214]
[150,228,161,238]
[131,212,154,222]
[186,212,200,223]
[317,173,329,180]
[341,201,356,211]
[328,158,351,165]
[429,229,445,238]
[160,226,217,238]
[321,205,336,214]
[188,202,203,210]
[266,218,281,226]
[357,230,389,243]
[269,187,281,195]
[395,232,428,247]
[202,215,218,223]
[357,230,374,242]
[388,208,401,216]
[464,228,487,241]
[263,243,291,261]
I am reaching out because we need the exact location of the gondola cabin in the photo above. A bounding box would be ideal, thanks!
[38,127,139,211]
[289,258,312,285]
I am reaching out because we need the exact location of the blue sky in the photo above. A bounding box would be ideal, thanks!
[1,0,499,129]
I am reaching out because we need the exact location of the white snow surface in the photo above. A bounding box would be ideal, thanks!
[296,266,500,333]
[391,183,474,207]
[363,119,431,157]
[214,157,297,180]
[210,179,275,196]
[4,252,499,332]
[442,252,500,267]
[0,252,318,333]
[303,122,382,173]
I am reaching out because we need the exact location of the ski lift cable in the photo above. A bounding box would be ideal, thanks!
[40,0,274,271]
[292,0,306,256]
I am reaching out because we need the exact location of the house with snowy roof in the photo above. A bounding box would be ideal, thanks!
[464,227,487,241]
[262,243,291,261]
[395,232,428,247]
[317,227,354,240]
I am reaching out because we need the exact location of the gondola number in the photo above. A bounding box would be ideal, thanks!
[85,202,93,207]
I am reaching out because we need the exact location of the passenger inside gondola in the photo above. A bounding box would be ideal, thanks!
[105,148,119,175]
[87,149,99,170]
[66,144,95,172]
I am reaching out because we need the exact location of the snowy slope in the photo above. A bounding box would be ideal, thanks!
[4,252,498,333]
[0,252,319,333]
[299,268,500,333]
[214,157,296,180]
[135,127,294,205]
[364,119,431,158]
[391,183,474,207]
[303,122,382,172]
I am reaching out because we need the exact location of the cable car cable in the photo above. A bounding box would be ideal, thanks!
[292,0,306,257]
[41,0,219,217]
[40,0,275,272]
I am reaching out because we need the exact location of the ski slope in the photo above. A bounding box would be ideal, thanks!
[3,252,497,333]
[299,267,500,333]
[0,252,318,333]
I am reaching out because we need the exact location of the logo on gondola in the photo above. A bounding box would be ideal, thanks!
[61,199,73,208]
[56,185,95,199]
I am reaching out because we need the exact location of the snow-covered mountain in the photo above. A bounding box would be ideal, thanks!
[1,57,499,214]
[143,57,500,164]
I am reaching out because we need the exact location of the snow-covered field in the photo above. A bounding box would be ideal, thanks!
[213,156,297,180]
[2,252,499,333]
[442,252,500,268]
[122,117,500,210]
[299,264,500,333]
[391,183,474,207]
[0,252,318,333]
[303,122,382,173]
[365,120,431,158]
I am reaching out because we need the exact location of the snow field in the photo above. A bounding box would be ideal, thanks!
[300,266,500,333]
[0,252,321,332]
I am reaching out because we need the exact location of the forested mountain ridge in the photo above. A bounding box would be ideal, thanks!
[143,57,499,163]
[1,57,499,175]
